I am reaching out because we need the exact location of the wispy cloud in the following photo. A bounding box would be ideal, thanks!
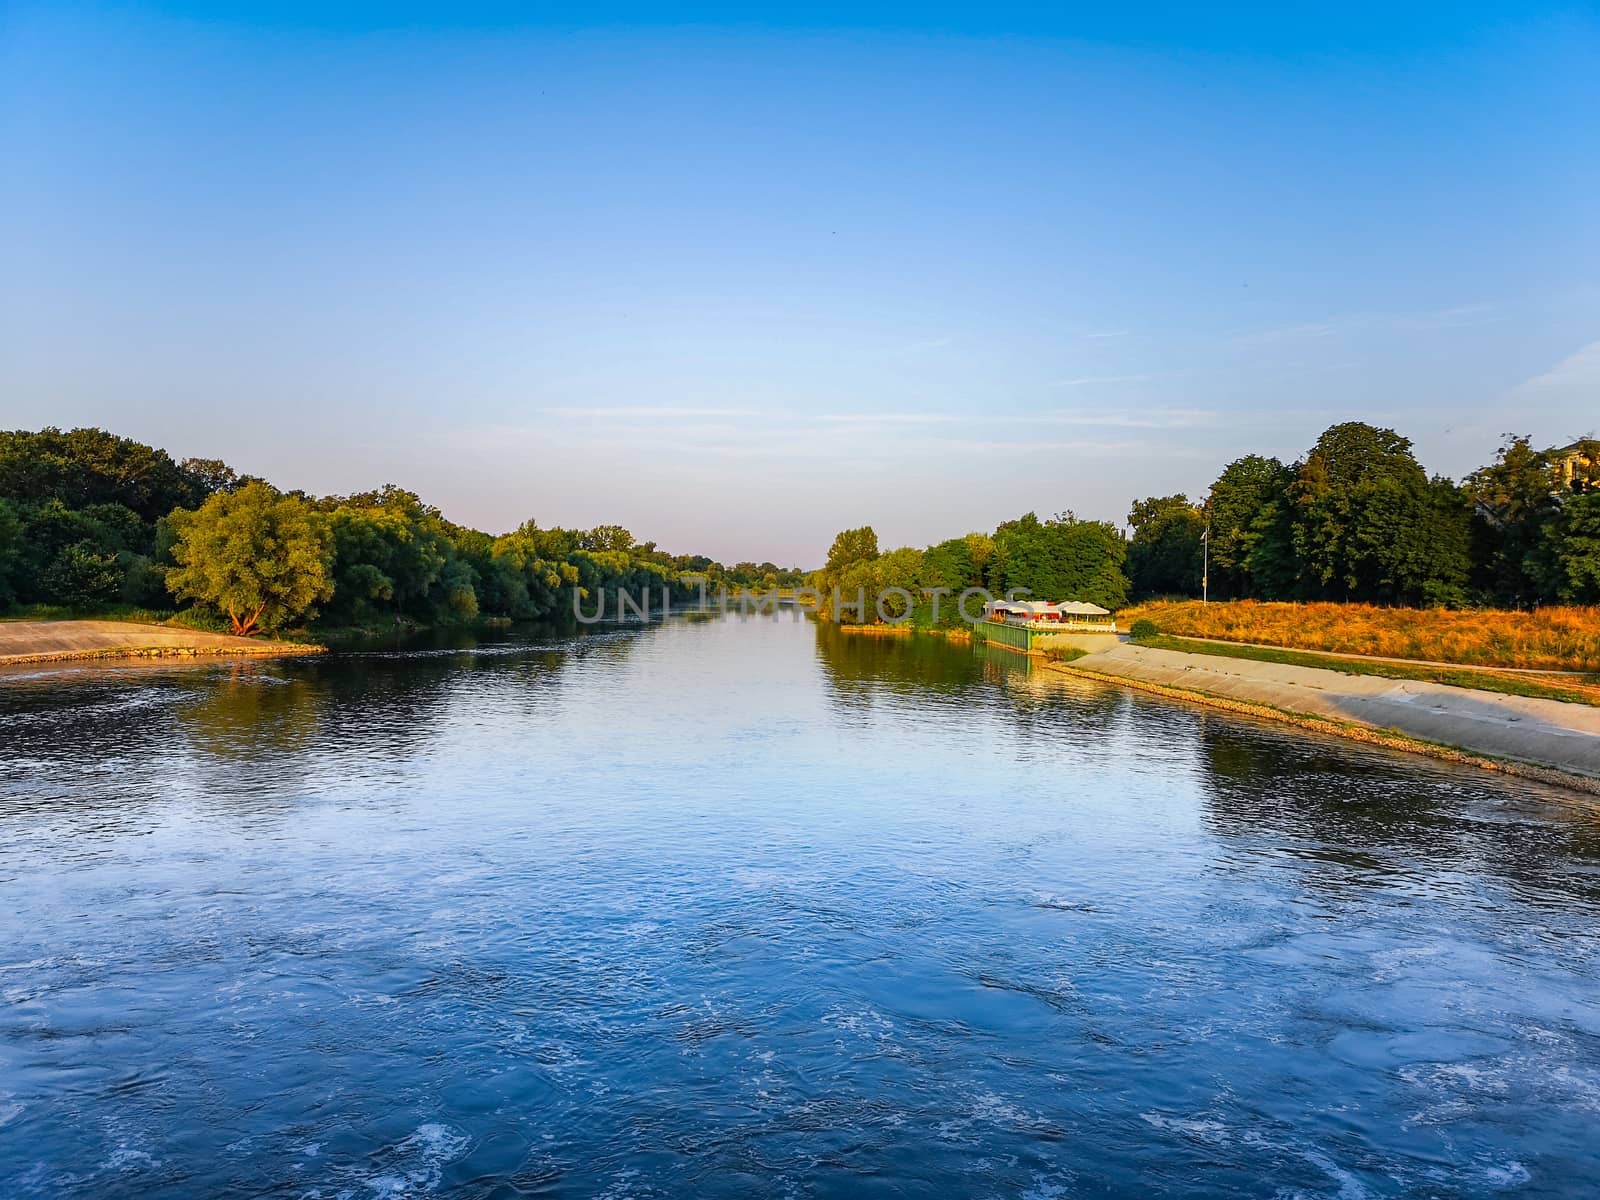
[1505,340,1600,446]
[814,412,962,425]
[1509,338,1600,396]
[888,336,953,354]
[1028,409,1213,429]
[542,405,760,419]
[1051,374,1151,388]
[1083,330,1132,340]
[1233,302,1500,345]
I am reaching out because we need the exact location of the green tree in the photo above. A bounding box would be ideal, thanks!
[992,512,1129,609]
[869,545,925,619]
[1205,454,1291,597]
[824,526,879,577]
[581,524,635,553]
[1549,493,1600,602]
[0,426,202,520]
[1288,422,1470,604]
[0,498,19,604]
[811,525,881,618]
[166,482,333,635]
[41,541,123,608]
[490,520,581,619]
[1242,497,1301,600]
[1465,434,1559,604]
[1126,494,1205,597]
[180,456,245,497]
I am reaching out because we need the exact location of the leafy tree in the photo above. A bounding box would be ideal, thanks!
[117,552,170,608]
[918,533,995,596]
[1287,422,1470,604]
[810,526,882,618]
[0,498,18,604]
[1549,493,1600,602]
[181,456,246,497]
[1242,497,1301,601]
[992,512,1129,609]
[1465,434,1559,604]
[581,524,635,553]
[1206,455,1291,597]
[1126,494,1204,597]
[867,546,925,619]
[0,426,202,520]
[490,520,581,618]
[41,542,123,608]
[166,482,333,635]
[824,526,879,577]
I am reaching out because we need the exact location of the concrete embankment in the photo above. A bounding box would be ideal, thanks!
[0,619,323,666]
[1063,642,1600,787]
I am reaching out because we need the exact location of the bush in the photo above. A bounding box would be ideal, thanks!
[118,553,170,607]
[41,541,123,608]
[1129,618,1160,640]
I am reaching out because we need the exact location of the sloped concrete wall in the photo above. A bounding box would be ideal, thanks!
[1073,643,1600,779]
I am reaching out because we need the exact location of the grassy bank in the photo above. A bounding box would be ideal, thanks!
[1121,599,1600,672]
[1137,634,1600,707]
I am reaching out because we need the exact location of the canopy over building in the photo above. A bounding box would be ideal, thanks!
[985,599,1113,624]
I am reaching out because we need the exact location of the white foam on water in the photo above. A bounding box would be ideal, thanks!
[1294,1147,1372,1200]
[0,957,53,973]
[1139,1112,1234,1145]
[356,1123,469,1198]
[1483,1160,1530,1187]
[105,1144,158,1171]
[0,1099,23,1128]
[594,1166,645,1199]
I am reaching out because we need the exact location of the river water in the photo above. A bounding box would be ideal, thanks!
[1,616,1598,1198]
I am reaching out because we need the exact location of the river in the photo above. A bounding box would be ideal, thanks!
[2,615,1598,1197]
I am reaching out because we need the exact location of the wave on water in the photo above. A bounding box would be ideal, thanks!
[349,1123,469,1198]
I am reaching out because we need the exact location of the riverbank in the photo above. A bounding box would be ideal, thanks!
[0,619,325,666]
[1140,633,1600,706]
[1054,642,1600,795]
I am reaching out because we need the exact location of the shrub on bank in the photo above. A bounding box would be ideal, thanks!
[1129,619,1160,640]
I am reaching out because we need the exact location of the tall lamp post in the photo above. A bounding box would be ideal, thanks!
[1201,523,1210,605]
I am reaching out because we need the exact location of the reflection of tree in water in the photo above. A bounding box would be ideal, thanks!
[811,624,985,713]
[0,624,650,828]
[1195,715,1600,906]
[174,660,330,760]
[811,623,1124,740]
[268,621,646,762]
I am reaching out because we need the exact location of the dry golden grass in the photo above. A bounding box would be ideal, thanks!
[1118,600,1600,672]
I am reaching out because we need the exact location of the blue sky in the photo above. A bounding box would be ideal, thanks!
[3,3,1597,565]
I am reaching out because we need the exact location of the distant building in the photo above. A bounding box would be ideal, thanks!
[1551,441,1599,492]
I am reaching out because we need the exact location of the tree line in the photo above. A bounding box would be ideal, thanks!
[1126,423,1600,607]
[808,512,1128,627]
[0,427,806,634]
[811,422,1600,623]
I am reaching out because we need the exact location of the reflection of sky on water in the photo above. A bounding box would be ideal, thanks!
[1,616,1597,1197]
